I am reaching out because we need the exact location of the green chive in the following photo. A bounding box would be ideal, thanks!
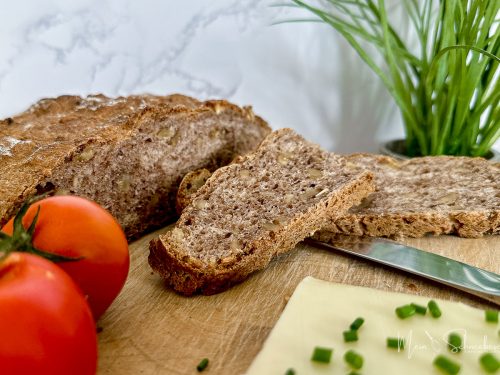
[428,300,442,318]
[433,355,461,375]
[311,347,333,363]
[196,358,209,372]
[447,333,462,353]
[395,304,416,319]
[411,303,427,315]
[387,337,405,350]
[485,310,499,323]
[285,369,296,375]
[344,350,364,370]
[343,330,358,342]
[349,317,365,331]
[480,353,500,373]
[287,0,500,158]
[347,372,361,375]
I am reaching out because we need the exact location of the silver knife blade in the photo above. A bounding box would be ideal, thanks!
[307,237,500,306]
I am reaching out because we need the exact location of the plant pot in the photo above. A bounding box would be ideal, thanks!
[380,139,500,162]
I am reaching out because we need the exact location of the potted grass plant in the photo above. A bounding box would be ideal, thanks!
[286,0,500,159]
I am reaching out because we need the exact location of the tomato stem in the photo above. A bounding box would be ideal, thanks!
[0,197,83,263]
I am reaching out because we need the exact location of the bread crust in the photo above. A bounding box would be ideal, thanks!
[149,129,375,295]
[0,94,270,238]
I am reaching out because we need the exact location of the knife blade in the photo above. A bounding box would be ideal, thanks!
[306,237,500,306]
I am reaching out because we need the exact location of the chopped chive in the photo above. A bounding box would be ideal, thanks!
[387,337,405,350]
[349,317,365,331]
[411,303,427,315]
[347,372,361,375]
[285,369,296,375]
[428,300,442,318]
[395,304,416,319]
[433,355,461,375]
[344,350,364,370]
[343,330,358,342]
[447,333,463,353]
[311,347,333,363]
[196,358,209,372]
[485,310,499,323]
[480,353,499,373]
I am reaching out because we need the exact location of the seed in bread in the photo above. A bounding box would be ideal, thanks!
[315,153,500,239]
[0,94,270,239]
[148,128,375,295]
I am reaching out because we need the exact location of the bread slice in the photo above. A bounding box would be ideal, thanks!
[0,94,270,239]
[149,129,374,295]
[314,154,500,239]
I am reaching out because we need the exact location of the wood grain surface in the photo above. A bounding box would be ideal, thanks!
[97,228,499,375]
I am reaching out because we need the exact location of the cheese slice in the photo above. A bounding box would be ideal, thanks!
[246,277,499,374]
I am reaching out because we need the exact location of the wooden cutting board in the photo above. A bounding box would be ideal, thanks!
[97,228,499,375]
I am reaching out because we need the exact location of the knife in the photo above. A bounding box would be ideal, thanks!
[306,237,500,306]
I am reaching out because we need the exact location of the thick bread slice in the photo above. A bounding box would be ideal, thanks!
[149,129,375,295]
[0,94,270,239]
[315,154,500,239]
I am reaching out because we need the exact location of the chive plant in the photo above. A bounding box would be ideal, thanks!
[284,0,500,157]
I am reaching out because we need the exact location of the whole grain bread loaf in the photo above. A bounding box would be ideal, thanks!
[0,94,270,239]
[149,129,374,295]
[315,153,500,239]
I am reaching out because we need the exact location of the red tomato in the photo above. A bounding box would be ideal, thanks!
[2,196,129,320]
[0,252,97,375]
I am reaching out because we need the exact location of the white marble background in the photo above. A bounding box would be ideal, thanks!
[2,0,491,153]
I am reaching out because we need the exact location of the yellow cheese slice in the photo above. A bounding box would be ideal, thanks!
[246,277,499,374]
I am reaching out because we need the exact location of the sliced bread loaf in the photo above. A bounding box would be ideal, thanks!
[148,128,375,295]
[315,154,500,239]
[0,94,270,239]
